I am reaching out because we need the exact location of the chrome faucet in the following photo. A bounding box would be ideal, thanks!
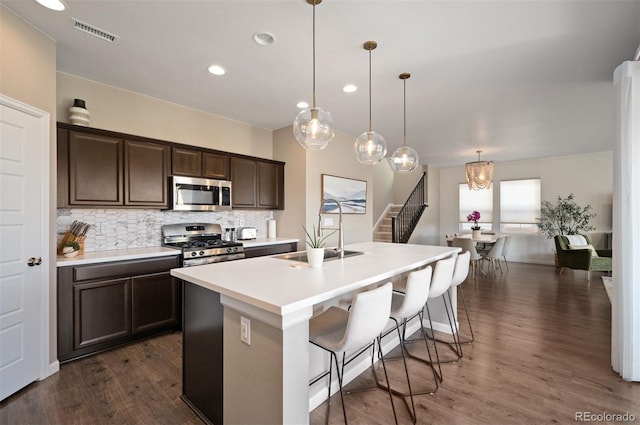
[318,199,344,258]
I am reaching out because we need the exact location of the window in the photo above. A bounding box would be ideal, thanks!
[459,183,493,231]
[499,179,541,233]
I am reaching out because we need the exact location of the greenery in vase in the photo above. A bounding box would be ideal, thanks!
[537,193,596,239]
[62,241,80,251]
[303,225,336,249]
[467,210,481,230]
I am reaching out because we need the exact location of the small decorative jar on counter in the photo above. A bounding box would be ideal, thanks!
[69,98,90,126]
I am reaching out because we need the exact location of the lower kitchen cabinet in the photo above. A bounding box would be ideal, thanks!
[58,255,181,362]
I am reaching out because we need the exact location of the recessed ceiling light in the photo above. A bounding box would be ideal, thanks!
[342,84,357,93]
[36,0,65,11]
[208,65,226,76]
[252,32,276,46]
[296,101,309,109]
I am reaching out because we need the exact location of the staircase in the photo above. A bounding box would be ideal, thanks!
[373,205,402,242]
[373,172,427,244]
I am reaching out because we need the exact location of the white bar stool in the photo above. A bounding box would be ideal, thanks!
[374,266,438,423]
[309,282,397,425]
[405,255,458,382]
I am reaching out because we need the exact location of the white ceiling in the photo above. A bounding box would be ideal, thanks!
[3,0,639,166]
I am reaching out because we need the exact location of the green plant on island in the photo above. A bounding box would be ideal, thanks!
[303,225,337,249]
[537,193,596,239]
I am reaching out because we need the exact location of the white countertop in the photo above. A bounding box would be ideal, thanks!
[172,242,460,317]
[56,246,180,267]
[240,237,299,248]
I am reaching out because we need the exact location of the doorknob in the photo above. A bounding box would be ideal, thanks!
[27,257,42,267]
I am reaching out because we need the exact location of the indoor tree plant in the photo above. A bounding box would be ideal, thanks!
[537,193,596,239]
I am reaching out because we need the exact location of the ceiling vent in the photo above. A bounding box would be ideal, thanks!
[71,18,120,44]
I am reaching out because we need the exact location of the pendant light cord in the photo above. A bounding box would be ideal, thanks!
[403,78,407,147]
[312,3,317,108]
[368,48,372,132]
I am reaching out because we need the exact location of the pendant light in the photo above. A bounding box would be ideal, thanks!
[389,73,419,173]
[465,150,494,190]
[354,41,387,164]
[293,0,334,150]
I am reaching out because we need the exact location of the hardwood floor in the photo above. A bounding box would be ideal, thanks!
[1,263,638,425]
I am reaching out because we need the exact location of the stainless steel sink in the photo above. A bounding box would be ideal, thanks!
[274,249,364,262]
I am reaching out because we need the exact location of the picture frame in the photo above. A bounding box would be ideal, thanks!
[321,174,367,214]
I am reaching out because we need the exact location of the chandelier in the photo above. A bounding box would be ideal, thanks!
[465,150,494,190]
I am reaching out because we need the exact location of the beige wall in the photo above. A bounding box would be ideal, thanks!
[372,159,394,221]
[1,6,58,366]
[439,151,614,264]
[56,73,273,159]
[274,127,378,246]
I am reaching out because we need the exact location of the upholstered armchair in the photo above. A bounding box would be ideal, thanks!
[554,234,612,282]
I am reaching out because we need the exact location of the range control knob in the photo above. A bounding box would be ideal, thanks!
[191,252,197,257]
[199,251,205,256]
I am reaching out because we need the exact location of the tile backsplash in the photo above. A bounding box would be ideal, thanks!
[57,209,273,252]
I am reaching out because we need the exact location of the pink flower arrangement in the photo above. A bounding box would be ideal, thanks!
[467,210,481,230]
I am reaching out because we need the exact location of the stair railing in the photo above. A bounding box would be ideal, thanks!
[391,172,427,243]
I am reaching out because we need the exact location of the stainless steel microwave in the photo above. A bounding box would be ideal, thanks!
[170,176,232,211]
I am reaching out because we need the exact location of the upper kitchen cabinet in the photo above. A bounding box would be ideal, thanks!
[172,147,230,180]
[57,123,169,208]
[125,139,170,207]
[231,157,284,210]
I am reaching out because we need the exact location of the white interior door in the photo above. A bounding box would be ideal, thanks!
[0,97,50,400]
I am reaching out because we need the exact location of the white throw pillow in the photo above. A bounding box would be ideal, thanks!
[568,244,599,257]
[564,235,588,246]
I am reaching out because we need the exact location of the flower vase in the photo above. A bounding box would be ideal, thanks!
[472,229,482,239]
[307,247,324,268]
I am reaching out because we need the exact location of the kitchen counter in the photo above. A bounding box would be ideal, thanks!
[56,246,180,267]
[173,241,460,424]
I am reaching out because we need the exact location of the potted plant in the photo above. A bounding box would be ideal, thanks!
[62,241,80,258]
[303,225,336,268]
[537,193,596,239]
[467,211,482,239]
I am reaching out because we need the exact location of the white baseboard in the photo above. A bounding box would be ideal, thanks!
[41,360,59,380]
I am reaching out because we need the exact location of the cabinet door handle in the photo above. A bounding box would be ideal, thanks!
[27,257,42,267]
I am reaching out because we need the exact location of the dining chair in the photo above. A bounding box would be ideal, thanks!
[501,235,512,270]
[452,237,483,276]
[309,282,397,425]
[482,236,506,275]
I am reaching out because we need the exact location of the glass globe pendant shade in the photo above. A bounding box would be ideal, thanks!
[354,131,387,164]
[389,146,419,173]
[293,107,335,150]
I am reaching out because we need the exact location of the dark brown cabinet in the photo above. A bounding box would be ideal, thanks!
[73,278,131,350]
[131,271,179,334]
[231,157,284,209]
[125,140,170,207]
[57,122,284,210]
[58,255,181,362]
[172,147,230,180]
[58,124,170,208]
[67,131,123,206]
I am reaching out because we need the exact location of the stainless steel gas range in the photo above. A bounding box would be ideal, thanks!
[162,223,244,267]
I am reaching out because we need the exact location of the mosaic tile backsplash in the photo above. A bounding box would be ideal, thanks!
[57,209,274,252]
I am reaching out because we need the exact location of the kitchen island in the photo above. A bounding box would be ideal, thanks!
[172,241,459,425]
